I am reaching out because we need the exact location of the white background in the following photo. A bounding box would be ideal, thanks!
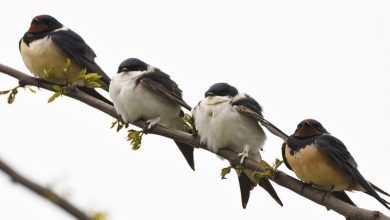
[1,1,390,219]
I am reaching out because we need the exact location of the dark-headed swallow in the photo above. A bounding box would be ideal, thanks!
[192,82,283,208]
[19,15,111,104]
[109,58,194,170]
[282,119,390,209]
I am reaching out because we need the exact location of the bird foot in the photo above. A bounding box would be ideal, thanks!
[300,182,313,194]
[238,146,249,165]
[143,117,161,133]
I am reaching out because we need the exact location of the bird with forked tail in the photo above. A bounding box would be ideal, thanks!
[109,58,195,170]
[19,14,112,105]
[192,82,284,208]
[282,119,390,209]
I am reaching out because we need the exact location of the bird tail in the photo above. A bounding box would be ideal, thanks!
[237,172,255,208]
[258,177,283,207]
[238,169,283,208]
[356,172,390,209]
[78,87,112,106]
[369,181,390,197]
[173,140,195,171]
[332,191,356,206]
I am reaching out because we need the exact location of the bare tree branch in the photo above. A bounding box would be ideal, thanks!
[1,63,389,220]
[0,157,91,220]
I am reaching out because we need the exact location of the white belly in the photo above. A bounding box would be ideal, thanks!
[192,97,265,160]
[20,37,83,84]
[109,73,183,129]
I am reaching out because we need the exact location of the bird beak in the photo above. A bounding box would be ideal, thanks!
[205,92,214,97]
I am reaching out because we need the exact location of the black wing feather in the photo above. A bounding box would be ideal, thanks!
[50,29,111,86]
[232,95,288,141]
[332,191,356,206]
[173,140,195,170]
[258,178,283,206]
[137,69,191,110]
[316,135,390,209]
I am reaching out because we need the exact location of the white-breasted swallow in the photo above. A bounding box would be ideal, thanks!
[192,82,283,208]
[109,58,194,170]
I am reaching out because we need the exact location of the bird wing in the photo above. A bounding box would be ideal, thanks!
[50,29,111,85]
[232,96,288,141]
[237,172,255,209]
[137,69,191,111]
[281,142,293,170]
[316,134,390,209]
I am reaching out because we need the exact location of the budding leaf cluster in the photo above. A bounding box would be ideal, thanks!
[48,85,64,103]
[0,86,20,104]
[253,158,283,181]
[220,165,243,179]
[127,129,144,150]
[91,211,108,220]
[183,113,197,134]
[111,120,129,132]
[75,72,102,88]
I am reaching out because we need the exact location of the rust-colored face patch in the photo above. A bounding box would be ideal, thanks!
[27,17,49,33]
[293,119,323,138]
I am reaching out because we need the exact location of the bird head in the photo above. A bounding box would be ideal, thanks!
[27,15,63,34]
[117,58,149,73]
[293,119,329,138]
[205,82,238,98]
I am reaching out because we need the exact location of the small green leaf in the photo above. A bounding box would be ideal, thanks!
[48,92,61,103]
[0,90,11,95]
[111,120,128,132]
[252,170,272,181]
[221,166,232,179]
[117,123,123,132]
[252,158,284,181]
[183,113,196,134]
[28,86,37,93]
[79,68,87,76]
[84,73,102,81]
[111,120,118,129]
[52,85,63,92]
[63,58,72,73]
[7,88,18,104]
[87,81,102,88]
[259,160,273,171]
[43,66,56,79]
[91,211,108,220]
[273,158,284,170]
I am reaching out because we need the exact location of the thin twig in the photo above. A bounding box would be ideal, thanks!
[0,157,91,220]
[1,63,389,220]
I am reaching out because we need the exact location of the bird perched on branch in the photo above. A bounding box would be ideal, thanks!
[282,119,390,209]
[109,58,194,170]
[19,14,112,105]
[192,82,285,208]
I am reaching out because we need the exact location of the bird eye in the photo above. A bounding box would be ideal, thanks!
[32,18,40,24]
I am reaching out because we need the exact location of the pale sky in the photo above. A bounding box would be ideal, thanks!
[1,1,390,219]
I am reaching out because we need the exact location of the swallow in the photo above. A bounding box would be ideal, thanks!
[282,119,390,209]
[192,82,284,208]
[109,58,194,170]
[19,14,112,105]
